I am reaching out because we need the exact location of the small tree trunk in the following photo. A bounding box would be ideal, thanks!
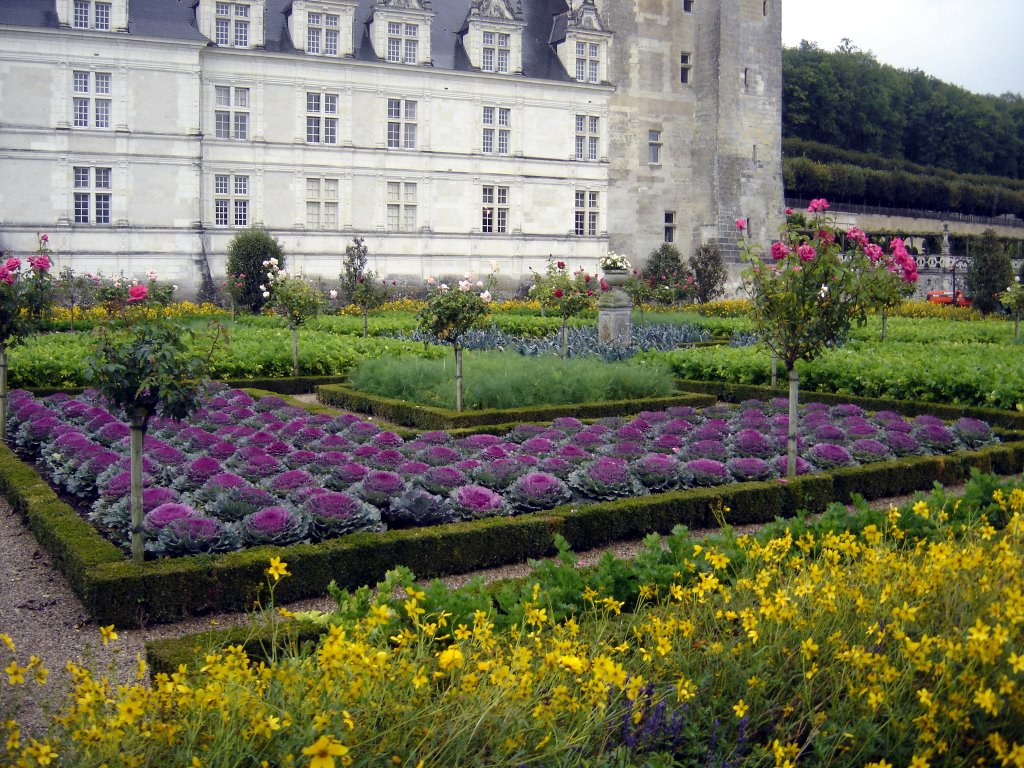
[880,312,888,341]
[770,355,778,388]
[70,303,76,332]
[454,345,464,412]
[362,311,369,338]
[787,366,800,478]
[0,342,7,444]
[291,327,299,378]
[129,422,145,562]
[560,318,568,360]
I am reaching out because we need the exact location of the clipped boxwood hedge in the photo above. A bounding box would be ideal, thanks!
[315,384,716,430]
[27,374,348,399]
[4,428,1023,626]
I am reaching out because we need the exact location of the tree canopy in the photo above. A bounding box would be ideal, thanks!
[783,41,1024,181]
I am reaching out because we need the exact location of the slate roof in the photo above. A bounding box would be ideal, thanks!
[0,0,576,81]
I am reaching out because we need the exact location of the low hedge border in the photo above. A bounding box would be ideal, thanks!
[3,427,1023,626]
[315,384,716,430]
[27,375,348,399]
[676,379,1024,431]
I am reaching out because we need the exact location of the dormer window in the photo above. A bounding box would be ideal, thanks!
[551,1,611,85]
[370,1,435,67]
[215,3,250,47]
[197,0,265,48]
[462,0,525,75]
[482,31,510,73]
[289,1,357,58]
[58,0,126,31]
[575,41,600,83]
[387,22,419,64]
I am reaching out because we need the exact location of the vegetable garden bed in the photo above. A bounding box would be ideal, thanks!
[3,384,1023,626]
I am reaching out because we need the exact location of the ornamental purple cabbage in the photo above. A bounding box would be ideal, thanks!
[154,515,240,557]
[567,457,645,501]
[953,417,996,448]
[726,457,775,482]
[143,503,197,534]
[849,439,893,463]
[304,491,386,540]
[882,431,923,457]
[914,424,960,452]
[238,505,309,547]
[631,453,684,491]
[686,440,730,461]
[506,471,572,513]
[352,470,407,508]
[419,465,469,495]
[686,458,731,487]
[806,443,856,470]
[450,484,506,520]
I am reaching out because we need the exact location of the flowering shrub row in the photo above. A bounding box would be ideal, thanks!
[6,387,998,558]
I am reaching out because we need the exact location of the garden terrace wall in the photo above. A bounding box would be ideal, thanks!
[676,379,1024,431]
[3,430,1023,626]
[315,384,716,430]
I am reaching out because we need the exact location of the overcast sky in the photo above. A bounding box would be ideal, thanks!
[781,0,1024,97]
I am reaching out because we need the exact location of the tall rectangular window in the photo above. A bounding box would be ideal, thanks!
[680,52,692,84]
[325,14,339,55]
[482,106,510,155]
[664,211,676,243]
[575,41,600,83]
[72,166,112,224]
[214,173,249,226]
[306,177,339,229]
[307,13,322,54]
[74,0,90,28]
[387,22,419,64]
[481,185,508,234]
[574,190,599,236]
[386,181,418,231]
[94,2,110,30]
[386,98,417,149]
[305,91,338,144]
[71,71,112,129]
[481,31,511,73]
[214,86,250,140]
[683,0,694,11]
[216,3,250,47]
[648,129,662,165]
[575,114,599,161]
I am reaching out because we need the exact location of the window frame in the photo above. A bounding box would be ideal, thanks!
[71,164,112,225]
[386,97,418,150]
[648,129,662,165]
[214,172,249,227]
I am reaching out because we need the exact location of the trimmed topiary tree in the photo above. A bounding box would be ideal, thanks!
[225,228,285,314]
[965,229,1014,315]
[689,242,728,305]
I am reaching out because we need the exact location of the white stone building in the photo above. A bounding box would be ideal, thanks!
[0,0,783,294]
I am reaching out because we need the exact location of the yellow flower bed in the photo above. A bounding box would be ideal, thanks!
[4,489,1024,767]
[686,299,752,317]
[51,302,228,323]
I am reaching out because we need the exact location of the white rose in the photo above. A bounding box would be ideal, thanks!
[262,291,270,298]
[464,272,473,280]
[329,289,338,299]
[480,291,492,303]
[458,280,471,292]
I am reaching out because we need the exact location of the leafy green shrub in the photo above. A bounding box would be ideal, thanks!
[225,229,285,314]
[346,352,676,410]
[689,242,728,304]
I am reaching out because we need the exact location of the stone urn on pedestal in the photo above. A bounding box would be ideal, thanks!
[597,254,633,347]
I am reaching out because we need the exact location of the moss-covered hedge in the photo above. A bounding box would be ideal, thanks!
[315,384,716,430]
[4,429,1023,626]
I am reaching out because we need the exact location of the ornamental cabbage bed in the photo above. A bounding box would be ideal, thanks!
[6,386,999,559]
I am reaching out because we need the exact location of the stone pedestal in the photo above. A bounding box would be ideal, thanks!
[597,270,633,347]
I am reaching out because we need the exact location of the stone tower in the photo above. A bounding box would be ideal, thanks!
[594,0,783,283]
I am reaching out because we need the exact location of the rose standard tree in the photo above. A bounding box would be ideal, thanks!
[261,260,326,377]
[340,237,393,338]
[417,270,495,411]
[740,200,878,477]
[530,259,596,359]
[0,234,55,443]
[85,282,222,561]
